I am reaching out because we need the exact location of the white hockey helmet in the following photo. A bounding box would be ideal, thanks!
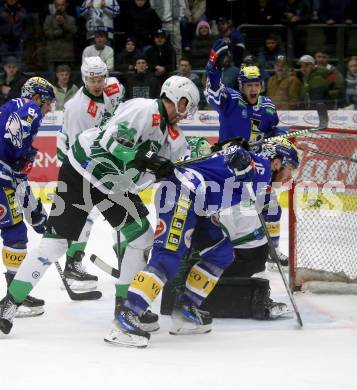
[160,75,200,118]
[81,56,108,84]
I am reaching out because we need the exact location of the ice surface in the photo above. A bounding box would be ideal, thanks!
[1,209,357,390]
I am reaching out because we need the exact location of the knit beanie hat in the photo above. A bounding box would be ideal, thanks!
[196,20,211,37]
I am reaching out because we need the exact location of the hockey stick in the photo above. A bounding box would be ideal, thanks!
[90,254,120,278]
[297,147,357,164]
[246,185,303,328]
[175,104,329,168]
[54,261,102,301]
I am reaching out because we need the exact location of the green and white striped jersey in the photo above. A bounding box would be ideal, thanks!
[67,98,189,194]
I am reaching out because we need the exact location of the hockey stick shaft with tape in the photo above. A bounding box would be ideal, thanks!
[246,184,303,328]
[90,254,120,278]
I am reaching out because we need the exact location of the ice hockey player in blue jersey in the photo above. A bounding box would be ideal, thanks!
[0,77,55,318]
[104,138,296,347]
[205,39,290,265]
[205,39,284,144]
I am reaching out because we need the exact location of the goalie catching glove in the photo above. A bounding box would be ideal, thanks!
[134,149,175,180]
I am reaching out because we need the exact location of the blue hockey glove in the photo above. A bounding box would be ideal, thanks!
[229,147,255,182]
[211,136,250,153]
[12,147,38,175]
[30,198,48,234]
[206,39,229,72]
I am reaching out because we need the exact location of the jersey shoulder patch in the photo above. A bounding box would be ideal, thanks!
[104,83,120,97]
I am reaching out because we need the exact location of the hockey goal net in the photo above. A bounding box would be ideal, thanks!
[289,128,357,293]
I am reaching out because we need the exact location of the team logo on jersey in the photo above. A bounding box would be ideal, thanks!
[0,204,7,220]
[4,112,26,148]
[154,218,166,238]
[168,125,180,140]
[104,83,120,97]
[152,114,161,127]
[87,100,98,117]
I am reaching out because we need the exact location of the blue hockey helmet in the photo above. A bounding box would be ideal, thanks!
[21,77,56,103]
[261,139,300,170]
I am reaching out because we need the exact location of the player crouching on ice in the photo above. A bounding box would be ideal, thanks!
[0,75,200,335]
[104,137,300,348]
[0,77,55,318]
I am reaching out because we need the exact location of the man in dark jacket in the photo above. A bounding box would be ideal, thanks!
[124,55,161,99]
[145,29,176,84]
[43,0,77,71]
[124,0,161,50]
[0,0,27,63]
[0,56,27,104]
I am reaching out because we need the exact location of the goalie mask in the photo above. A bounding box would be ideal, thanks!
[160,75,200,118]
[187,136,212,158]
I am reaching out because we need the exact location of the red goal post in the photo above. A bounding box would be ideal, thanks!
[288,128,357,293]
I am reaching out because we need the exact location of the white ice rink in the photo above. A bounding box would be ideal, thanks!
[1,208,357,390]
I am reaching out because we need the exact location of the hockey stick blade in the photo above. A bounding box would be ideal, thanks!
[54,261,102,301]
[90,254,120,278]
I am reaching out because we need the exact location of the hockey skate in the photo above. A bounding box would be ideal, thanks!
[266,298,292,319]
[114,296,159,332]
[63,251,98,291]
[170,300,213,335]
[252,285,292,320]
[105,305,150,348]
[4,273,45,318]
[267,248,289,271]
[0,295,18,334]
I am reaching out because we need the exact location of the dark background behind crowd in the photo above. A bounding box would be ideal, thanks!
[1,0,357,110]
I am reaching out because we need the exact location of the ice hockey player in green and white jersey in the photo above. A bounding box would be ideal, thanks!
[56,56,125,291]
[0,75,200,335]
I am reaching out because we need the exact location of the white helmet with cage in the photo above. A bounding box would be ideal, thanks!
[160,75,200,118]
[81,56,108,85]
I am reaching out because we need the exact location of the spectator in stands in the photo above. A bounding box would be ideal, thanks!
[180,0,206,52]
[150,0,185,63]
[53,64,79,111]
[282,0,311,24]
[215,17,245,67]
[124,0,161,50]
[0,56,27,104]
[246,0,285,25]
[82,29,114,71]
[344,56,357,109]
[145,28,176,83]
[116,37,140,75]
[43,0,77,71]
[298,54,332,109]
[80,0,120,42]
[190,20,214,69]
[257,33,285,74]
[221,53,239,90]
[124,55,161,99]
[267,55,301,110]
[176,56,205,108]
[318,0,353,24]
[0,0,27,63]
[314,49,343,105]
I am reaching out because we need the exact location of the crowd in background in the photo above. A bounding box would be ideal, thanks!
[0,0,357,110]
